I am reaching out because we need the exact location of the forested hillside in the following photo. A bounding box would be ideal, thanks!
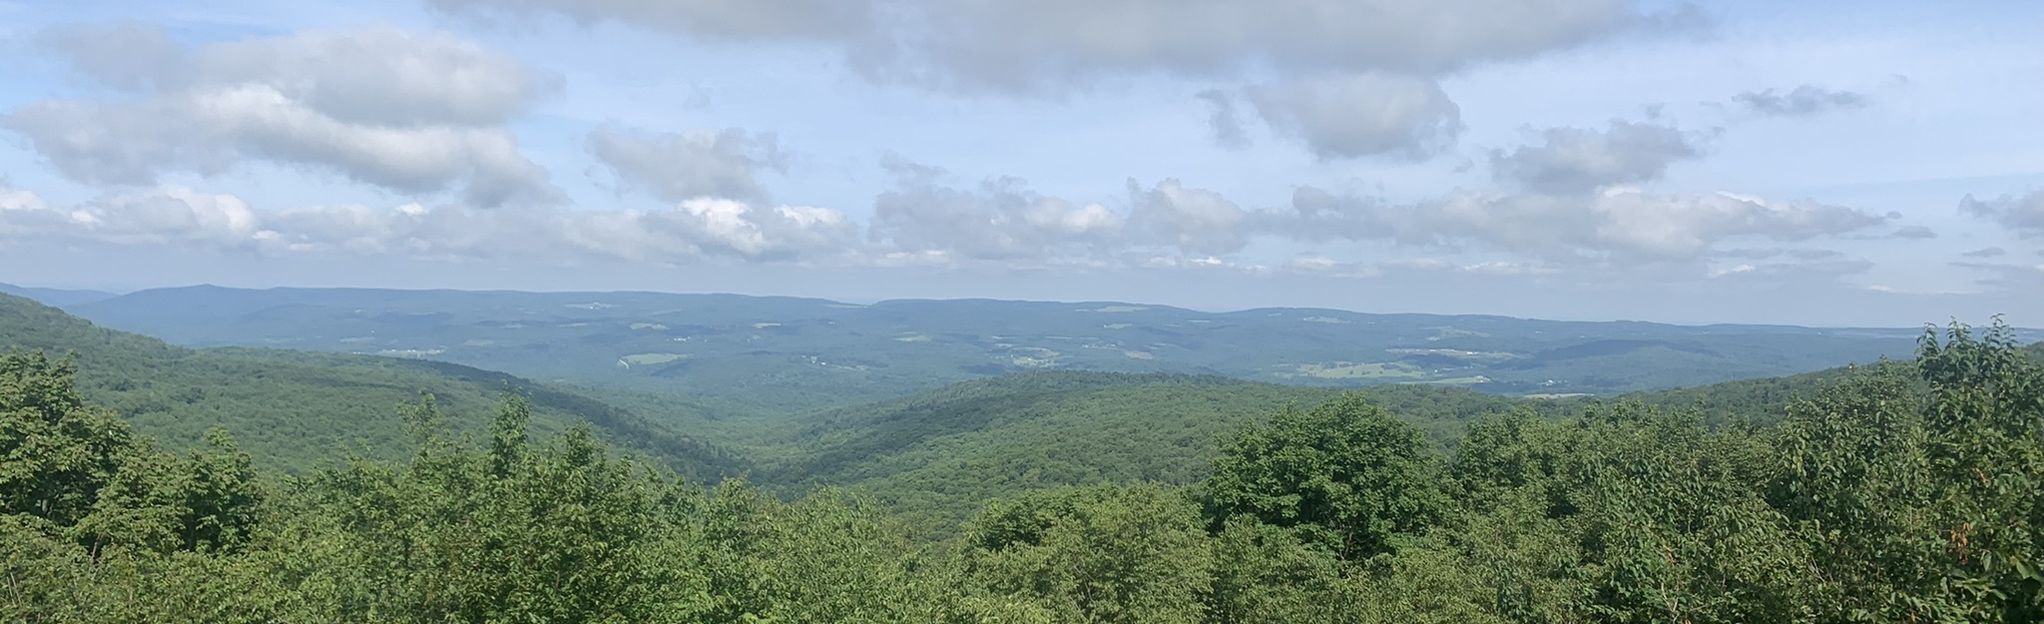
[14,289,2041,540]
[1630,359,1907,425]
[762,372,1559,528]
[0,293,742,479]
[1627,341,2044,424]
[753,338,2044,531]
[8,323,2044,622]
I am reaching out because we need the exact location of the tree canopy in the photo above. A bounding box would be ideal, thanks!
[5,322,2043,622]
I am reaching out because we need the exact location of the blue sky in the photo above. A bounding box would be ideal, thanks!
[1,0,2039,325]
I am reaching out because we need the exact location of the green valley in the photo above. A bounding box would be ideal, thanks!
[9,299,2044,622]
[21,284,1999,416]
[4,4,2035,619]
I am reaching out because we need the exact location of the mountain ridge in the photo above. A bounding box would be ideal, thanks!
[0,292,743,479]
[35,284,1972,414]
[61,282,2008,331]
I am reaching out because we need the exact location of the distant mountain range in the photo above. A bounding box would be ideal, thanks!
[0,282,117,307]
[8,283,2037,525]
[10,283,2006,413]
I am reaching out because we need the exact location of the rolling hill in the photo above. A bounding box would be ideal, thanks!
[12,282,2036,533]
[768,334,2044,526]
[752,371,1569,528]
[44,284,1975,413]
[1629,338,2044,425]
[0,292,743,479]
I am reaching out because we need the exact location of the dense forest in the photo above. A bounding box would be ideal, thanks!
[757,372,1564,530]
[7,319,2043,622]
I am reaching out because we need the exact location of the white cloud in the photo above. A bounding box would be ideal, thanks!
[869,166,1125,262]
[1286,255,1557,279]
[6,25,559,206]
[0,186,261,250]
[1282,186,1890,262]
[0,184,853,263]
[1568,190,1887,260]
[426,0,1659,162]
[659,199,858,261]
[587,126,787,202]
[0,186,50,213]
[1243,73,1463,160]
[0,165,1895,280]
[868,166,1259,263]
[865,164,1888,269]
[1489,121,1699,193]
[41,23,550,126]
[885,0,1645,93]
[435,0,1655,93]
[1127,178,1250,254]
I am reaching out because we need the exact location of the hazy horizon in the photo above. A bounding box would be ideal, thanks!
[6,277,2031,331]
[3,1,2040,326]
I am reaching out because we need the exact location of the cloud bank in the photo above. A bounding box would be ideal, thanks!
[6,24,560,206]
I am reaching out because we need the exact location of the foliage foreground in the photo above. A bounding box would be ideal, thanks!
[4,324,2042,622]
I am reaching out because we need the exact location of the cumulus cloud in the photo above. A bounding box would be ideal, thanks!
[1127,179,1250,254]
[5,25,559,206]
[867,164,1266,262]
[1281,186,1889,262]
[427,0,1660,163]
[431,1,1654,91]
[626,199,857,261]
[1961,190,2044,236]
[0,161,1892,276]
[1513,190,1884,260]
[876,0,1641,92]
[1243,74,1463,160]
[865,159,1888,268]
[435,0,1657,92]
[0,185,854,263]
[1489,121,1698,193]
[0,186,263,251]
[1733,85,1868,117]
[868,164,1125,262]
[1286,255,1558,279]
[588,127,787,202]
[0,186,50,213]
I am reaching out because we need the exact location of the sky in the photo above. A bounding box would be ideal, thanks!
[0,0,2039,326]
